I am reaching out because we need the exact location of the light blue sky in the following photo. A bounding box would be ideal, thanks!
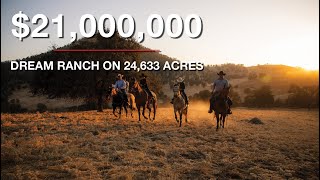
[1,0,319,69]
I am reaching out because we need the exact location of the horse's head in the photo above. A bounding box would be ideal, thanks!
[130,80,140,94]
[220,86,230,98]
[106,85,118,100]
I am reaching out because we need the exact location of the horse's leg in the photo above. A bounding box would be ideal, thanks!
[130,101,133,118]
[153,102,156,121]
[113,106,117,117]
[142,106,148,119]
[179,111,182,127]
[118,106,122,119]
[124,105,128,118]
[174,110,178,123]
[185,108,188,123]
[147,106,151,120]
[137,106,141,121]
[215,113,219,129]
[123,103,127,118]
[222,115,226,128]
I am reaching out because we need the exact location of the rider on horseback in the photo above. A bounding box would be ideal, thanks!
[114,74,129,105]
[170,77,189,105]
[139,73,154,100]
[208,71,233,114]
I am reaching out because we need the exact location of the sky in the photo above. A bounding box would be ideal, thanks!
[1,0,319,70]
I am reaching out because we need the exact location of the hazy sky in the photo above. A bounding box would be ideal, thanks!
[1,0,319,70]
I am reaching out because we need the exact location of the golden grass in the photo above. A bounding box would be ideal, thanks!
[1,104,319,179]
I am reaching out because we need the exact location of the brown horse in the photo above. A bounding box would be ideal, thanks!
[172,87,188,127]
[210,87,230,129]
[129,79,157,121]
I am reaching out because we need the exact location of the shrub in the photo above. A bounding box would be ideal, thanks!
[244,85,274,107]
[36,103,47,113]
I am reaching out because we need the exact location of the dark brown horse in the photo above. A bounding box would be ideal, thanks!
[210,87,230,129]
[129,79,157,121]
[107,87,133,118]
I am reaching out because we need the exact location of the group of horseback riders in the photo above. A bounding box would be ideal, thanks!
[112,73,154,105]
[97,70,233,114]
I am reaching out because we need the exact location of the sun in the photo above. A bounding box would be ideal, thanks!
[298,63,319,71]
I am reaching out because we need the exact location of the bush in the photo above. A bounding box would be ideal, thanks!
[191,90,211,101]
[244,85,274,107]
[248,72,257,80]
[8,99,22,113]
[36,103,47,113]
[229,89,241,106]
[287,85,318,108]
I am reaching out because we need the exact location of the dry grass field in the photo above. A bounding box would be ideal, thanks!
[1,103,319,179]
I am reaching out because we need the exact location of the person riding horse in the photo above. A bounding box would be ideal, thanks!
[208,71,233,114]
[139,73,154,100]
[170,77,189,105]
[114,74,129,105]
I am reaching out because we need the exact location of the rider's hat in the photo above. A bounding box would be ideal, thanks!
[117,74,123,78]
[177,77,184,83]
[217,71,226,75]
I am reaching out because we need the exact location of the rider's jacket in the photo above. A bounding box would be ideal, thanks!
[213,78,229,93]
[115,79,126,90]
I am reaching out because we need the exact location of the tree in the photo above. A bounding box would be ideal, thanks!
[287,85,318,108]
[191,90,211,101]
[244,85,274,107]
[248,72,258,80]
[229,89,241,106]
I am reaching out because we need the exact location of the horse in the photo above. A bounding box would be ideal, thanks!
[172,85,188,127]
[209,87,230,129]
[129,79,157,121]
[107,87,136,118]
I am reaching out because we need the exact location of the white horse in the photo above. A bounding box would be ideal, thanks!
[172,84,188,127]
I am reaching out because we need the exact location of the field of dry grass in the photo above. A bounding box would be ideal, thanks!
[1,103,319,179]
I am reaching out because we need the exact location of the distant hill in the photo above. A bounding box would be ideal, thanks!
[1,33,319,112]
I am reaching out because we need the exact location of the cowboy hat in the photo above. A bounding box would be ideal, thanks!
[140,73,147,78]
[217,71,226,75]
[176,77,184,83]
[117,74,123,78]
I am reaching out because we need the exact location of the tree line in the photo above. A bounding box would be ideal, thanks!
[190,84,319,108]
